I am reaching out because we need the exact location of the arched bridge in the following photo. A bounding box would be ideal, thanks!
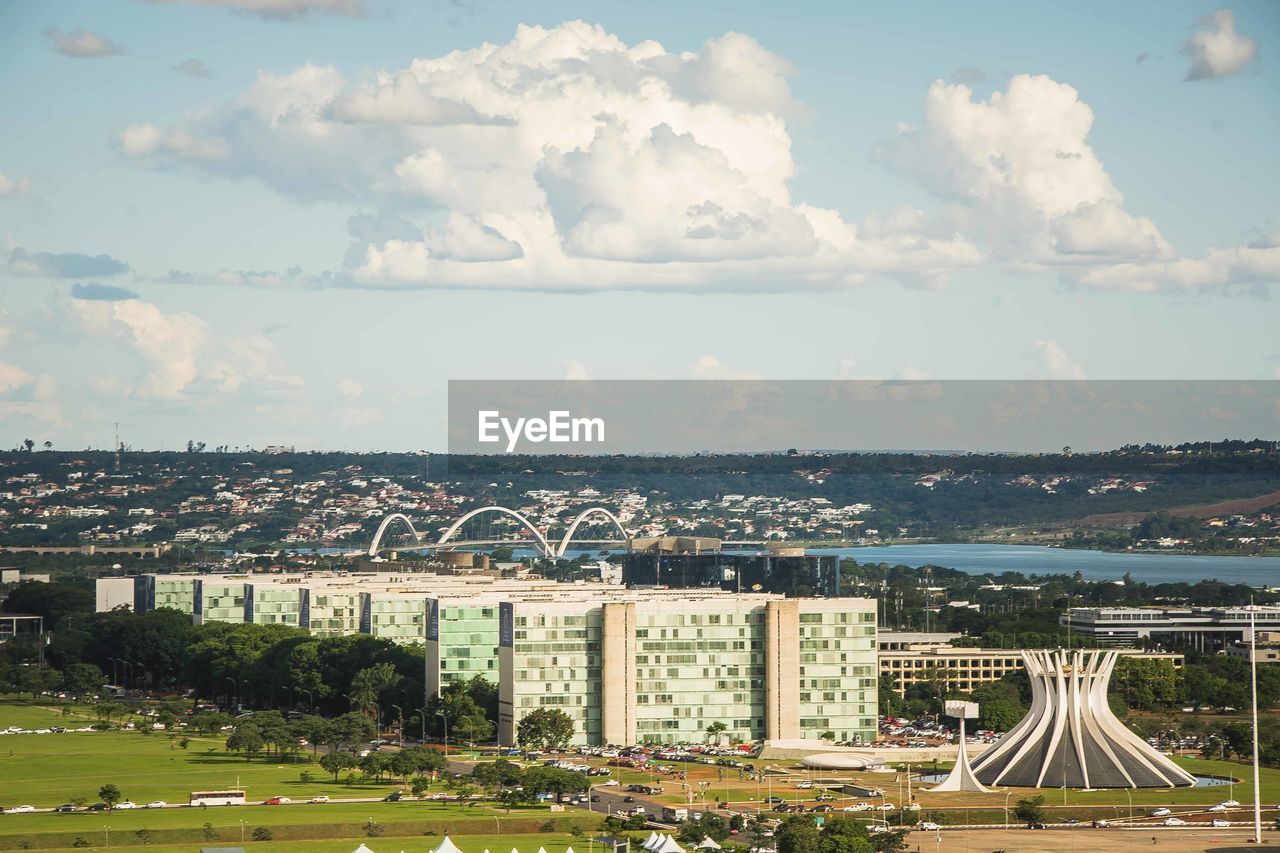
[367,506,632,559]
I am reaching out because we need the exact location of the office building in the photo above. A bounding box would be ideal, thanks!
[880,645,1182,696]
[99,571,878,747]
[1062,605,1280,650]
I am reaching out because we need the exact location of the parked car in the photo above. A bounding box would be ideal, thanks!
[264,796,291,805]
[54,804,77,813]
[1212,819,1231,827]
[88,803,108,812]
[7,805,36,814]
[622,795,635,803]
[764,796,783,804]
[1163,817,1186,826]
[1150,808,1171,817]
[146,801,167,809]
[115,802,138,810]
[382,792,403,802]
[1220,800,1241,807]
[309,796,330,803]
[1209,804,1228,812]
[920,822,941,831]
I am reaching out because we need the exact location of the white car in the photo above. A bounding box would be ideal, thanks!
[6,805,36,814]
[115,802,138,810]
[1211,819,1231,827]
[1220,799,1240,807]
[146,801,166,809]
[602,779,619,786]
[1150,808,1171,816]
[309,795,330,803]
[877,803,895,811]
[904,803,921,811]
[1208,804,1227,812]
[1163,817,1186,826]
[920,821,942,831]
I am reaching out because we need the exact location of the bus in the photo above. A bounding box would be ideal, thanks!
[189,790,246,807]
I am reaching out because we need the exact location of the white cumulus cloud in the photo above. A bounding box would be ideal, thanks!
[1033,340,1086,380]
[43,26,124,58]
[118,23,1274,296]
[0,171,32,198]
[118,22,974,293]
[72,298,302,400]
[146,0,363,19]
[1184,9,1258,81]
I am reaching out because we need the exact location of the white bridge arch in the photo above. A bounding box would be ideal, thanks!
[367,505,632,560]
[555,506,630,557]
[367,512,422,556]
[436,506,554,558]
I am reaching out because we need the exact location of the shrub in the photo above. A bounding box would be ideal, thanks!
[252,827,274,841]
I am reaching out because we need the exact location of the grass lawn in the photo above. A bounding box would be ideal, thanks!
[0,802,602,850]
[0,698,98,729]
[0,832,609,853]
[0,728,407,807]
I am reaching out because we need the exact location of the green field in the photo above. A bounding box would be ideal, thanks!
[0,701,604,850]
[0,834,609,853]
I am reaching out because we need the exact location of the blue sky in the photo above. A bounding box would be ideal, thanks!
[0,0,1276,450]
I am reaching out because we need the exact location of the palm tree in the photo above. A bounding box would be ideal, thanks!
[349,663,399,721]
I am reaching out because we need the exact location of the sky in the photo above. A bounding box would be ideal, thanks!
[0,0,1277,451]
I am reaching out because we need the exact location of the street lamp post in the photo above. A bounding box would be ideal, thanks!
[417,706,428,743]
[121,661,133,690]
[391,705,404,746]
[300,688,314,713]
[104,826,110,848]
[225,676,238,710]
[1124,789,1132,826]
[107,657,119,687]
[1004,791,1012,829]
[437,710,449,755]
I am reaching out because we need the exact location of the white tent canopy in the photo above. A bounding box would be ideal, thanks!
[644,835,666,851]
[642,833,660,850]
[696,838,723,850]
[430,837,464,853]
[656,837,686,853]
[351,845,376,853]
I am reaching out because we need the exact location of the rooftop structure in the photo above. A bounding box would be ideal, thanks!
[1062,605,1280,651]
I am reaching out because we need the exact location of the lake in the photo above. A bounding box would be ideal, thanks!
[805,543,1280,585]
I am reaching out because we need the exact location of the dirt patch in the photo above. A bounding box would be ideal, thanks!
[1075,491,1280,526]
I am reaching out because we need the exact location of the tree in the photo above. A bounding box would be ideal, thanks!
[359,751,390,782]
[452,713,495,745]
[705,720,728,743]
[977,699,1023,732]
[252,827,273,841]
[516,707,575,751]
[1012,795,1046,827]
[98,784,122,811]
[319,752,356,782]
[818,818,873,853]
[350,662,399,719]
[776,814,821,853]
[677,812,729,843]
[2,581,93,631]
[226,726,265,761]
[62,663,106,697]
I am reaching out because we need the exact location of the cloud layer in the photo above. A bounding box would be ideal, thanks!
[116,22,1275,295]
